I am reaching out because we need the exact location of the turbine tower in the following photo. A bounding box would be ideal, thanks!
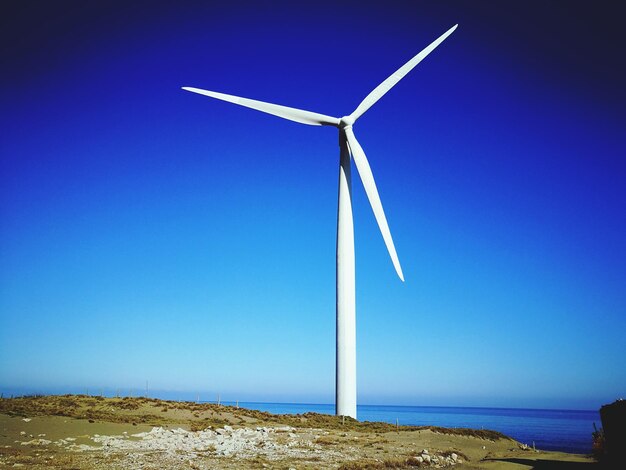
[183,25,457,419]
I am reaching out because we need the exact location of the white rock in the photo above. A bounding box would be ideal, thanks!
[422,449,429,454]
[451,453,458,461]
[73,444,95,451]
[22,418,31,422]
[275,426,295,432]
[20,439,51,446]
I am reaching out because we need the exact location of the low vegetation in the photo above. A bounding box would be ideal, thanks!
[1,395,596,470]
[338,457,424,469]
[0,394,507,441]
[0,394,507,442]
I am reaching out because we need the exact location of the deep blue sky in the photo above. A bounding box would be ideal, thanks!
[1,1,624,409]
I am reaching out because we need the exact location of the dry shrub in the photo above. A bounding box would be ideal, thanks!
[339,457,423,469]
[314,435,340,446]
[116,399,140,410]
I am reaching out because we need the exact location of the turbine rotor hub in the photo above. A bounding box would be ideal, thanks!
[340,115,355,128]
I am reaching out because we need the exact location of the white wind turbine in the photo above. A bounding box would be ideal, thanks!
[183,25,457,419]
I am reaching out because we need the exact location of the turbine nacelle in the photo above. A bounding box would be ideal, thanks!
[339,115,356,129]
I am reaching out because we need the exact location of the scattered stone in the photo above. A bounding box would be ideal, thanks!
[19,432,26,436]
[21,418,31,423]
[20,439,51,446]
[275,426,295,432]
[72,444,95,451]
[10,418,478,469]
[60,425,317,461]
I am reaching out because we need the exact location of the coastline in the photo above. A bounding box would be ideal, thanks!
[0,395,597,469]
[231,401,598,454]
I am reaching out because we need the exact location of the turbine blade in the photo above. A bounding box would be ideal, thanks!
[182,87,340,127]
[344,128,404,282]
[350,24,458,121]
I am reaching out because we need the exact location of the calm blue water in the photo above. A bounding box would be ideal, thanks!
[219,402,598,454]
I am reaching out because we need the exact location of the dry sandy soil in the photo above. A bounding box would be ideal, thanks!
[0,395,597,469]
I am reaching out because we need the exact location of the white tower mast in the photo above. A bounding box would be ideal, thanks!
[336,132,356,417]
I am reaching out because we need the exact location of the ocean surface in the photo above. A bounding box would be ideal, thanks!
[219,402,598,454]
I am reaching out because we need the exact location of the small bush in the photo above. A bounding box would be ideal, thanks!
[314,436,340,446]
[592,422,605,460]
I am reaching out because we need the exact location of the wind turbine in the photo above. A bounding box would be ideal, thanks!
[183,24,457,419]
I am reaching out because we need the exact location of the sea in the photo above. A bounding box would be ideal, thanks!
[218,402,599,455]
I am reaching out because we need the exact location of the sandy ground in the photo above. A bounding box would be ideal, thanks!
[0,395,598,469]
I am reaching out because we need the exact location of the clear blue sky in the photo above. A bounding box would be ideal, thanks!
[1,1,624,410]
